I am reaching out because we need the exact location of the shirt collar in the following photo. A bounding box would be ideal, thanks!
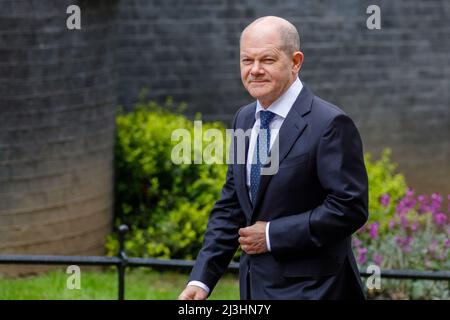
[255,77,303,121]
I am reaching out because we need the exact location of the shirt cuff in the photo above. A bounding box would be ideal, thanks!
[187,281,210,294]
[266,221,271,252]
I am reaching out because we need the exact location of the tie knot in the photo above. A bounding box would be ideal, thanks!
[259,110,276,129]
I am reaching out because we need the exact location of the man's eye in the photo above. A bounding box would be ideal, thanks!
[242,59,252,64]
[264,59,275,63]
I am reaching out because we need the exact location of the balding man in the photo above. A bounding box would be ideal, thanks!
[179,16,368,300]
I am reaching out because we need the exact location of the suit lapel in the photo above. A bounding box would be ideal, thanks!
[251,85,314,216]
[235,103,256,216]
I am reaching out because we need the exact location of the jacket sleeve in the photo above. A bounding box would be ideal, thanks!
[188,110,246,292]
[269,114,369,259]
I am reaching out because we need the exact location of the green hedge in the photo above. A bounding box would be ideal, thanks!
[364,149,408,233]
[107,98,228,259]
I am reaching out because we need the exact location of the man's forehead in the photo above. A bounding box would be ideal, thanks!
[240,47,280,56]
[240,28,283,52]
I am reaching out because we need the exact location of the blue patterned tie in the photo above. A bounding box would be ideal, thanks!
[250,110,276,203]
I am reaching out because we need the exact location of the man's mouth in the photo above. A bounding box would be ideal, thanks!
[250,80,269,83]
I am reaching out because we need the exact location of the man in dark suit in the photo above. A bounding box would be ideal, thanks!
[178,16,368,300]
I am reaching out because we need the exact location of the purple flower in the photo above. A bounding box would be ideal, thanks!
[358,255,366,265]
[394,235,402,246]
[395,236,413,252]
[403,237,413,253]
[357,247,367,264]
[369,222,379,239]
[373,253,382,266]
[380,194,390,207]
[400,215,409,229]
[430,193,442,215]
[352,238,362,247]
[411,222,418,232]
[396,190,417,215]
[431,193,442,203]
[447,194,450,213]
[444,238,450,248]
[396,201,406,215]
[434,212,447,226]
[418,194,429,214]
[406,188,414,198]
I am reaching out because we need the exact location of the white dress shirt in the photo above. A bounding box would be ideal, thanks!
[188,77,303,294]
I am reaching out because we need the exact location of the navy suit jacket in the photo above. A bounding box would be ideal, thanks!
[189,84,369,299]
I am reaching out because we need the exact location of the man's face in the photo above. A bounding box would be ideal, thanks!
[240,28,295,107]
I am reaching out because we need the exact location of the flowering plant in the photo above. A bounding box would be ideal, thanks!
[354,190,449,299]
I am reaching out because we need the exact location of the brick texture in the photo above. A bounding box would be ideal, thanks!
[0,0,118,275]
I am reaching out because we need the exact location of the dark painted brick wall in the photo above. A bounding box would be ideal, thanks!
[0,0,118,271]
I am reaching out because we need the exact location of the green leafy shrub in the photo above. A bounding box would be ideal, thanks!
[107,97,228,259]
[364,149,408,233]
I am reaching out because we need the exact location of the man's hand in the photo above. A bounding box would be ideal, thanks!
[178,285,208,300]
[238,221,268,255]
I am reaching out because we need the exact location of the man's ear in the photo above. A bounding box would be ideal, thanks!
[292,51,304,74]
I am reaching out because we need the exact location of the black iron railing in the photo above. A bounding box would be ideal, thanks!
[0,224,449,299]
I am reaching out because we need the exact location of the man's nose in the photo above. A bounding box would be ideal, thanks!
[250,61,264,75]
